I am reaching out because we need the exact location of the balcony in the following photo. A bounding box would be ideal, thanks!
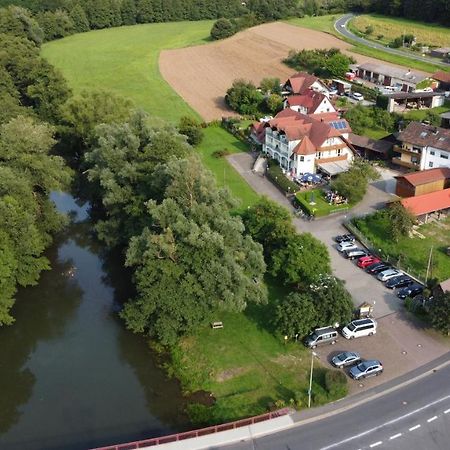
[392,157,419,169]
[393,145,421,155]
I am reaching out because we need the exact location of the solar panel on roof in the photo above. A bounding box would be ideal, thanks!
[330,120,347,130]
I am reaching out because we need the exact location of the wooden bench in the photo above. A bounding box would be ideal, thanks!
[211,321,223,329]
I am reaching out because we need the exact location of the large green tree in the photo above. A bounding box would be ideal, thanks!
[428,289,450,335]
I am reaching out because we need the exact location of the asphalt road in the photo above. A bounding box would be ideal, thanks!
[221,363,450,450]
[334,14,450,69]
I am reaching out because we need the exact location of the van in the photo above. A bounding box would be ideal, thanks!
[304,327,338,348]
[342,318,377,339]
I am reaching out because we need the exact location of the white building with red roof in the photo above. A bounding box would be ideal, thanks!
[252,109,353,176]
[282,72,330,96]
[284,90,336,115]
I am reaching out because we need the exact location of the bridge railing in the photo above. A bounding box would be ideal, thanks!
[91,408,292,450]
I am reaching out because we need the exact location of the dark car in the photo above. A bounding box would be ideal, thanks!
[334,234,355,243]
[385,275,414,289]
[397,283,424,299]
[365,262,390,274]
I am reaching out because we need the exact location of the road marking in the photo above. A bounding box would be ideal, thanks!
[427,416,438,423]
[320,394,450,450]
[370,442,382,448]
[389,433,402,440]
[409,424,421,431]
[444,408,450,414]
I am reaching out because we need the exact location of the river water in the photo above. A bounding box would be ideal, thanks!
[0,193,189,450]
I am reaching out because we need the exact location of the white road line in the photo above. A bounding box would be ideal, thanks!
[427,416,438,422]
[409,424,421,431]
[444,408,450,414]
[389,433,402,440]
[370,442,382,448]
[320,394,450,450]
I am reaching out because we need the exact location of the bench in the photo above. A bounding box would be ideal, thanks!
[211,321,223,329]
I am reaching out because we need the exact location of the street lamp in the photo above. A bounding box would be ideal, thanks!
[308,351,318,408]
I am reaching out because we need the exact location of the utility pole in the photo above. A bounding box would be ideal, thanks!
[308,351,317,408]
[426,246,433,283]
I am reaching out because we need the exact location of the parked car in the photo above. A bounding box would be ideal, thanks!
[357,256,381,268]
[349,360,383,380]
[338,242,358,253]
[366,262,391,274]
[397,283,424,299]
[342,318,377,339]
[377,268,403,282]
[352,92,364,101]
[334,234,355,243]
[304,327,338,349]
[344,249,369,260]
[331,351,361,368]
[385,275,414,289]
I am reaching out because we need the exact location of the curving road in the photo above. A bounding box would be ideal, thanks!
[221,359,450,450]
[334,14,450,70]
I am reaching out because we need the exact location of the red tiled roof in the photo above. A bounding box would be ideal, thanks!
[250,122,266,144]
[432,70,450,84]
[397,167,450,187]
[286,91,328,113]
[401,188,450,216]
[285,72,321,94]
[293,136,316,155]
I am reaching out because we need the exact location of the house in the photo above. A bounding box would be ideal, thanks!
[257,109,354,177]
[284,90,336,115]
[392,122,450,170]
[432,71,450,91]
[430,48,450,60]
[434,278,450,296]
[356,63,427,92]
[282,72,330,96]
[395,167,450,197]
[401,188,450,221]
[349,133,393,160]
[384,91,445,113]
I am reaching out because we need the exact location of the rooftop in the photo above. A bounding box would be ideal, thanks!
[284,72,324,95]
[396,167,450,187]
[401,188,450,216]
[397,121,450,153]
[432,71,450,84]
[349,133,392,154]
[439,278,450,293]
[357,63,427,84]
[385,91,443,100]
[286,90,327,112]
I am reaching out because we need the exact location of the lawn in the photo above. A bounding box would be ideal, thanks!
[197,126,260,210]
[403,104,450,122]
[354,213,450,282]
[169,279,346,424]
[350,14,450,49]
[296,189,350,217]
[285,14,338,34]
[42,21,213,122]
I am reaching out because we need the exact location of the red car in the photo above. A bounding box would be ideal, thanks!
[357,256,381,268]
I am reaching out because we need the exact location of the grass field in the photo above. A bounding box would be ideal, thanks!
[286,14,338,34]
[351,14,450,49]
[197,127,260,209]
[42,21,213,122]
[295,189,350,217]
[354,213,450,282]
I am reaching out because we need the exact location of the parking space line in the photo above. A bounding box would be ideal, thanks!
[409,424,421,431]
[444,408,450,414]
[369,442,382,448]
[427,416,437,423]
[389,433,402,440]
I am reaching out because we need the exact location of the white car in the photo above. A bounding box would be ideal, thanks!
[377,269,403,282]
[352,92,364,101]
[338,242,357,253]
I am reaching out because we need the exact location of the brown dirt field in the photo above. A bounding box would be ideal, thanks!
[159,22,428,121]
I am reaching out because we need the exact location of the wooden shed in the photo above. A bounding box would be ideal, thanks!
[395,167,450,197]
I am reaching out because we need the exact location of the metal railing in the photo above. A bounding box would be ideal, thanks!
[91,408,292,450]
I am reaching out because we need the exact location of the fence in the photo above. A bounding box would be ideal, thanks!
[91,408,291,450]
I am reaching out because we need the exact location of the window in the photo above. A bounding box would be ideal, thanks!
[317,152,322,159]
[300,156,304,162]
[429,162,434,168]
[430,150,435,155]
[337,149,342,156]
[441,153,449,159]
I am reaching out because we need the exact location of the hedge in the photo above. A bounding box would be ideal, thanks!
[266,163,299,194]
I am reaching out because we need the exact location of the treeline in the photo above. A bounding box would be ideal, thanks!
[0,29,71,323]
[0,0,302,43]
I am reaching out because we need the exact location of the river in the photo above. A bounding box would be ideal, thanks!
[0,193,189,450]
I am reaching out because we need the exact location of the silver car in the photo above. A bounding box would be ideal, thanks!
[349,360,383,380]
[376,268,402,282]
[331,351,361,368]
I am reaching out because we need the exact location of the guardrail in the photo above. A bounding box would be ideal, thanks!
[91,408,292,450]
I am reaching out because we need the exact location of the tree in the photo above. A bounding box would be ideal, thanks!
[226,79,264,115]
[271,232,331,286]
[178,116,204,146]
[120,156,267,345]
[325,53,353,78]
[265,93,283,115]
[428,289,450,335]
[121,0,137,25]
[0,5,44,46]
[310,275,354,327]
[259,77,281,95]
[387,201,415,242]
[69,3,90,33]
[36,9,74,41]
[210,17,235,40]
[274,291,317,338]
[136,0,154,23]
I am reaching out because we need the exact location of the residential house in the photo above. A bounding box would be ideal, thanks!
[432,70,450,91]
[393,122,450,170]
[284,90,336,115]
[356,63,427,92]
[395,167,450,197]
[253,109,353,177]
[282,72,330,96]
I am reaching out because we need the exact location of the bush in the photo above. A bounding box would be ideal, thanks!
[226,79,264,115]
[324,370,348,399]
[266,163,299,194]
[186,403,215,426]
[210,18,236,40]
[212,149,232,158]
[178,116,204,146]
